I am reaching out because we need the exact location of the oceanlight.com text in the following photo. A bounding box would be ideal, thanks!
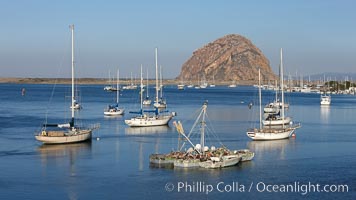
[164,181,349,195]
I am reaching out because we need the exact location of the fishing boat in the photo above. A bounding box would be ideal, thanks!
[247,49,300,141]
[173,102,243,168]
[35,25,99,144]
[150,102,254,168]
[125,65,175,127]
[104,69,124,116]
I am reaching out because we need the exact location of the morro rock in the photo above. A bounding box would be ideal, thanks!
[177,34,276,83]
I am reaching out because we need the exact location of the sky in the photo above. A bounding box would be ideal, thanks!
[0,0,355,79]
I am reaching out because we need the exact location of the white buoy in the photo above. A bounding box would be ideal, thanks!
[96,137,100,141]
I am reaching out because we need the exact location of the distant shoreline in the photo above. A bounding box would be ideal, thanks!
[0,77,257,86]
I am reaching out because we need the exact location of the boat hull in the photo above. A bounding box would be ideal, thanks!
[246,128,295,140]
[199,155,241,169]
[104,109,124,116]
[125,115,172,127]
[174,159,201,168]
[35,130,92,144]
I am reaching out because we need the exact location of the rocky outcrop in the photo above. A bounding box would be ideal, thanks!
[177,34,276,83]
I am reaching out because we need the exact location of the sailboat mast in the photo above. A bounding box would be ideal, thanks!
[146,68,149,97]
[117,69,119,104]
[280,48,285,128]
[160,65,163,98]
[259,68,262,129]
[70,24,75,121]
[140,65,143,110]
[155,48,159,104]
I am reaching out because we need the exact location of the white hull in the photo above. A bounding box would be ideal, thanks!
[320,95,331,105]
[154,102,166,108]
[35,129,92,144]
[262,116,291,126]
[104,108,124,116]
[143,100,152,105]
[125,115,172,127]
[177,85,185,90]
[246,128,295,140]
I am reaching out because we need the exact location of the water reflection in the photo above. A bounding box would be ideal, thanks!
[37,142,92,170]
[124,125,172,135]
[37,142,92,200]
[320,106,330,124]
[247,139,295,160]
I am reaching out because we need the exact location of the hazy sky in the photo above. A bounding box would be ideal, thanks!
[0,0,355,79]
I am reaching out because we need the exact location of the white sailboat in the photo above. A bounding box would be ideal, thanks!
[35,25,99,144]
[103,70,117,91]
[122,72,138,90]
[247,49,300,141]
[262,49,292,126]
[125,64,175,127]
[143,68,152,105]
[153,49,167,108]
[104,69,124,116]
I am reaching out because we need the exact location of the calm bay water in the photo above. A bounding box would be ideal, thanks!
[0,83,355,199]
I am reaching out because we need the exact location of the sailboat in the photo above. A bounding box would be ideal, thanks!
[104,69,124,116]
[35,25,99,144]
[143,68,152,105]
[125,64,175,127]
[262,49,292,126]
[103,70,117,91]
[247,49,300,141]
[153,49,167,108]
[122,72,138,90]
